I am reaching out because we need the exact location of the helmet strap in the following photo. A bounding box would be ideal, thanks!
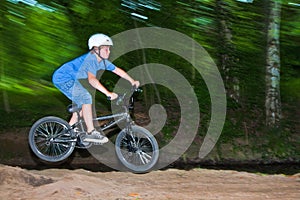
[93,46,107,70]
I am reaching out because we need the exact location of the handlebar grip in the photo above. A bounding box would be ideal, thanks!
[135,88,143,93]
[132,86,142,93]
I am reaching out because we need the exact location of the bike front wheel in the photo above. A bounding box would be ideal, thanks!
[28,116,76,163]
[115,125,159,173]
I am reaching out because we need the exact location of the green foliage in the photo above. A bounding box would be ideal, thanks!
[1,0,81,93]
[259,126,299,159]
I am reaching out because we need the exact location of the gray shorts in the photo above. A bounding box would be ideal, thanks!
[54,80,92,108]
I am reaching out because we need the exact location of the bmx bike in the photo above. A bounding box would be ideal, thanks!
[28,87,159,173]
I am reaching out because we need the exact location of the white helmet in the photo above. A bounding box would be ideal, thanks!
[88,33,113,50]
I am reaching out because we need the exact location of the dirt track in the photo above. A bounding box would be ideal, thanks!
[0,164,299,200]
[0,128,299,199]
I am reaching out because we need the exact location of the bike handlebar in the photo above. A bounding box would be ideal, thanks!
[107,87,142,106]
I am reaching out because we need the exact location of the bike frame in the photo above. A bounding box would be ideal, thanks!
[69,90,136,138]
[95,112,130,131]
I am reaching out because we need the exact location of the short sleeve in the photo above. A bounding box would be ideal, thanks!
[104,60,116,71]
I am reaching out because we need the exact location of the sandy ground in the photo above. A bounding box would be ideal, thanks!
[0,164,299,200]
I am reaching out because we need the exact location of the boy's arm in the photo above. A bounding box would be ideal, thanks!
[112,67,140,87]
[87,71,116,98]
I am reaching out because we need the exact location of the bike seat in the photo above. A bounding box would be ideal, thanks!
[67,104,81,113]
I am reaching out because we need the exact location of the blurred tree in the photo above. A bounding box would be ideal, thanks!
[280,1,300,103]
[265,0,282,127]
[215,0,240,102]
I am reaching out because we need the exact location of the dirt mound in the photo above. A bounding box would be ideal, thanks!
[0,165,54,187]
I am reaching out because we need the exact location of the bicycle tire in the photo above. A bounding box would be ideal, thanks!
[28,116,76,163]
[115,125,159,173]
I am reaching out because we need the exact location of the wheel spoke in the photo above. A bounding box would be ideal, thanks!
[115,126,159,172]
[29,117,75,163]
[138,152,147,165]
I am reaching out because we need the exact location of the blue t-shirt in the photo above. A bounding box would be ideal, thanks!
[52,53,116,84]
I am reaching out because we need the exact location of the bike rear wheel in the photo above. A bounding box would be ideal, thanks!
[115,125,159,173]
[28,116,76,163]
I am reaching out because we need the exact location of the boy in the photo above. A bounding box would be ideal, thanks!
[53,33,140,143]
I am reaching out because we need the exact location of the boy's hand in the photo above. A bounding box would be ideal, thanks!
[108,92,118,100]
[132,80,140,88]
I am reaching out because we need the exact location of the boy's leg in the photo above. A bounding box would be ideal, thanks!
[82,104,94,133]
[82,103,108,143]
[69,111,81,126]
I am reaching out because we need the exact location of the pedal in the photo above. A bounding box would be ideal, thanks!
[76,135,91,148]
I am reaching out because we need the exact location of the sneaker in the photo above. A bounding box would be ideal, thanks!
[76,134,91,148]
[83,129,109,144]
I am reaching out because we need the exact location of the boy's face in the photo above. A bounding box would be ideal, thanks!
[100,45,111,59]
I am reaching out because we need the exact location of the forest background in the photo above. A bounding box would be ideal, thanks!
[0,0,299,166]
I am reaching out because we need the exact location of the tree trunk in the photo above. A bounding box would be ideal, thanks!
[265,0,282,126]
[216,0,240,102]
